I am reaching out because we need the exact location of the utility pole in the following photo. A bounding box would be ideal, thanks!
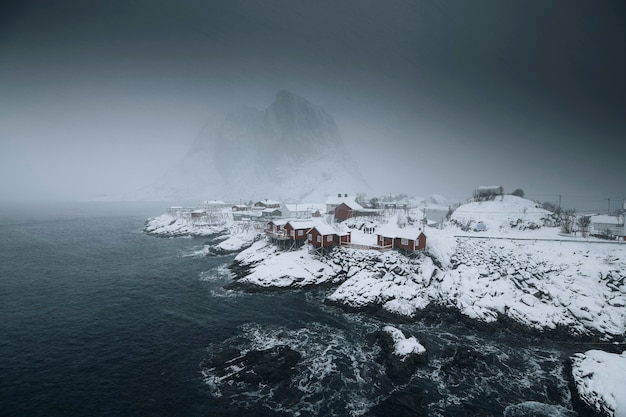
[558,195,561,211]
[608,198,611,215]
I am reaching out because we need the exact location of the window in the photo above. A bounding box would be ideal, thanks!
[297,230,303,236]
[291,230,295,237]
[401,238,408,245]
[317,235,322,243]
[327,235,333,242]
[307,233,312,241]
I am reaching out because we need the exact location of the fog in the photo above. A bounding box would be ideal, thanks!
[1,0,624,211]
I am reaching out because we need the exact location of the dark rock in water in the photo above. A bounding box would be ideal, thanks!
[240,346,302,384]
[442,345,495,373]
[203,344,301,387]
[367,330,427,384]
[364,387,429,417]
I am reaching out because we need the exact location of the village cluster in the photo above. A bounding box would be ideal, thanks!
[167,193,429,255]
[165,186,626,258]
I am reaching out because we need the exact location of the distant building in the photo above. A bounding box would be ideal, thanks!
[473,185,503,199]
[591,215,625,239]
[199,200,227,209]
[325,194,360,215]
[232,204,249,212]
[282,204,311,219]
[474,221,487,232]
[261,208,282,218]
[254,199,281,209]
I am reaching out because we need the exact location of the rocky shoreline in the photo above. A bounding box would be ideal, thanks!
[145,200,626,416]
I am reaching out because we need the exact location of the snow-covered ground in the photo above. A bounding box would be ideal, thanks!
[232,196,626,340]
[571,350,626,417]
[451,195,552,233]
[144,212,230,237]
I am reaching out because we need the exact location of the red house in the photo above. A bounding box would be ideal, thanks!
[254,199,281,209]
[284,220,317,241]
[334,202,359,222]
[266,219,289,238]
[334,202,380,222]
[307,224,351,248]
[376,225,426,252]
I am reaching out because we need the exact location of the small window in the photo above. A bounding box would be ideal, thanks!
[297,230,303,236]
[291,230,295,237]
[317,235,322,243]
[307,233,312,241]
[401,238,408,245]
[327,235,333,242]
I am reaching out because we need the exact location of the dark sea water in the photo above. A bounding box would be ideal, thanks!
[0,203,594,417]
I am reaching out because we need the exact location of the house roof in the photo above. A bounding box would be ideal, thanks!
[284,204,310,212]
[256,199,281,206]
[268,219,289,226]
[262,207,281,213]
[286,220,318,230]
[311,223,337,236]
[591,215,623,225]
[337,201,364,211]
[377,223,423,240]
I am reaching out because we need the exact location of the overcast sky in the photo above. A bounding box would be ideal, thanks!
[1,0,624,211]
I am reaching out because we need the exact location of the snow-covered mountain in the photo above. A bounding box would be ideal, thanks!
[129,90,369,202]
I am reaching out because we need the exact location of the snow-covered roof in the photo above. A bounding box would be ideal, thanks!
[268,219,289,226]
[286,220,318,230]
[262,207,281,213]
[256,199,281,206]
[192,209,206,214]
[591,215,622,225]
[311,223,337,236]
[284,204,310,212]
[377,223,423,240]
[202,200,226,205]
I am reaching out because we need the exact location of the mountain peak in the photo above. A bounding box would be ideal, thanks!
[132,91,369,202]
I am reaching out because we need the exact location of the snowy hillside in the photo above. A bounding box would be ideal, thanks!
[129,90,369,202]
[451,195,552,232]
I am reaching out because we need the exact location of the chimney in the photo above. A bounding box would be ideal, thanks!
[338,193,341,198]
[344,193,348,197]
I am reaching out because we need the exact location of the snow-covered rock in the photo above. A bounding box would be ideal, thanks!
[571,350,626,417]
[231,233,626,339]
[382,326,425,357]
[144,212,229,237]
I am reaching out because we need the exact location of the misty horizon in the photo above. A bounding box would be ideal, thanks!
[1,0,624,213]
